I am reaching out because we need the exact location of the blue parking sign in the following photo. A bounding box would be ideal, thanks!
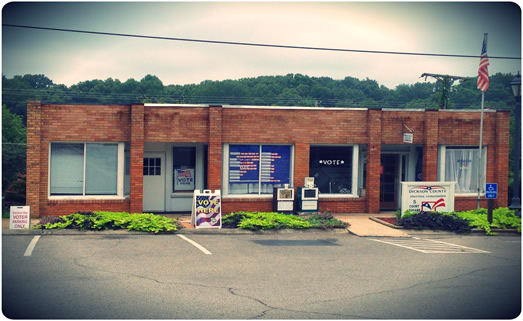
[485,183,498,199]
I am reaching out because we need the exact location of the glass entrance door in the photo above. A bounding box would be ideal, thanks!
[380,154,399,210]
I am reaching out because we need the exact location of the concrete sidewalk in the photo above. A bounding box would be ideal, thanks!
[334,214,408,237]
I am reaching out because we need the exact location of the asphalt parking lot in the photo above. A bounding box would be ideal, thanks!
[3,232,521,319]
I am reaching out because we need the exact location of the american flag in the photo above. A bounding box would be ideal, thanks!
[477,33,489,92]
[176,169,192,178]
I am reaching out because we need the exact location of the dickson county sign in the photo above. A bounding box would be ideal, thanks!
[400,182,455,216]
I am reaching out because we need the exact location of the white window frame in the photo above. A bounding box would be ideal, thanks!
[438,145,487,196]
[309,144,360,198]
[222,144,294,198]
[48,142,126,200]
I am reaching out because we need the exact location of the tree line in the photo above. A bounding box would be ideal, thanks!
[2,72,518,122]
[2,72,518,207]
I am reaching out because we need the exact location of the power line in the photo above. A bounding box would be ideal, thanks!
[3,24,521,60]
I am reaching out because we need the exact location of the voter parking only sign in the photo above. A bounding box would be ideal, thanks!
[10,206,30,229]
[485,183,498,199]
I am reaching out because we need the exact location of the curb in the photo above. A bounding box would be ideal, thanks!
[369,216,521,235]
[2,227,350,236]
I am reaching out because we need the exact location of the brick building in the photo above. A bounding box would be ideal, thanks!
[26,102,510,218]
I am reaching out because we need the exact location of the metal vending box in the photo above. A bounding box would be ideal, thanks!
[297,187,319,213]
[272,185,295,214]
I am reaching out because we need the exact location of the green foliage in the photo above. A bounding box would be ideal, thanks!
[222,211,255,228]
[223,212,311,230]
[452,207,521,235]
[304,212,347,229]
[397,208,521,235]
[3,173,26,208]
[222,211,347,230]
[34,211,177,233]
[2,105,26,195]
[238,212,311,230]
[398,211,472,233]
[397,210,417,220]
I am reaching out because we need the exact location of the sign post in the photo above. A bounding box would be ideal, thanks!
[191,190,222,229]
[485,183,498,224]
[10,206,31,229]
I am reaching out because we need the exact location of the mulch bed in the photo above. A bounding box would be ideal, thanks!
[375,217,398,226]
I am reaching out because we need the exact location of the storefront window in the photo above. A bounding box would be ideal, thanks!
[85,143,118,195]
[309,146,353,194]
[227,144,292,195]
[173,147,196,192]
[443,146,486,194]
[50,142,123,196]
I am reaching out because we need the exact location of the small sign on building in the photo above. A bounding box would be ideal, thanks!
[485,183,498,199]
[191,190,222,229]
[403,133,413,144]
[400,182,455,216]
[10,206,31,229]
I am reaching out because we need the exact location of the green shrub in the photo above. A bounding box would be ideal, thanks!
[304,213,347,229]
[222,211,255,228]
[34,211,177,233]
[398,211,472,233]
[397,208,521,235]
[453,207,521,235]
[223,212,311,230]
[238,212,311,230]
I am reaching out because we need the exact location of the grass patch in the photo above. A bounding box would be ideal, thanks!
[33,211,178,234]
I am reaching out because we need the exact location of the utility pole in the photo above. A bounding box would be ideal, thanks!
[421,73,473,109]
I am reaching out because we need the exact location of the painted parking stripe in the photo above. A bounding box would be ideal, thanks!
[369,237,490,254]
[177,234,212,255]
[24,236,41,257]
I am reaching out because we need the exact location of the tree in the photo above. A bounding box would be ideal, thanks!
[2,104,26,194]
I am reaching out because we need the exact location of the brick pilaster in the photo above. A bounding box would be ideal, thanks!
[366,109,382,213]
[293,143,310,188]
[422,110,439,181]
[494,110,510,208]
[208,106,223,191]
[26,101,42,218]
[129,104,144,213]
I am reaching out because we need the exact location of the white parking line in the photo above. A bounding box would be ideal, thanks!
[24,236,41,257]
[369,237,490,254]
[177,235,212,255]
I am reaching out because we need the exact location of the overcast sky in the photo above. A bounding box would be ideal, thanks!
[2,2,521,89]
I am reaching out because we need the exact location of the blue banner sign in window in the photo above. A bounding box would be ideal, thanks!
[229,145,260,183]
[229,145,290,185]
[261,145,290,184]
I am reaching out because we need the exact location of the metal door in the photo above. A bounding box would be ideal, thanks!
[143,153,165,212]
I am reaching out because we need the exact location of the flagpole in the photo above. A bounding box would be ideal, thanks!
[477,91,484,209]
[476,33,489,209]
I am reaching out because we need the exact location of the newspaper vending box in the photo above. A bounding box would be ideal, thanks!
[273,184,295,214]
[297,177,319,213]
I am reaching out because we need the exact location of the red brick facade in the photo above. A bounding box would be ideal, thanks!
[26,102,510,217]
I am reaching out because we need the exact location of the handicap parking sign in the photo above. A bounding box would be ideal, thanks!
[485,183,498,199]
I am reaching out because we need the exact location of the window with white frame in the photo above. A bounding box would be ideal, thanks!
[224,144,293,195]
[49,142,127,197]
[309,145,359,195]
[439,146,487,194]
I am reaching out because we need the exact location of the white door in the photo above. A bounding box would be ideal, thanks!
[143,153,165,212]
